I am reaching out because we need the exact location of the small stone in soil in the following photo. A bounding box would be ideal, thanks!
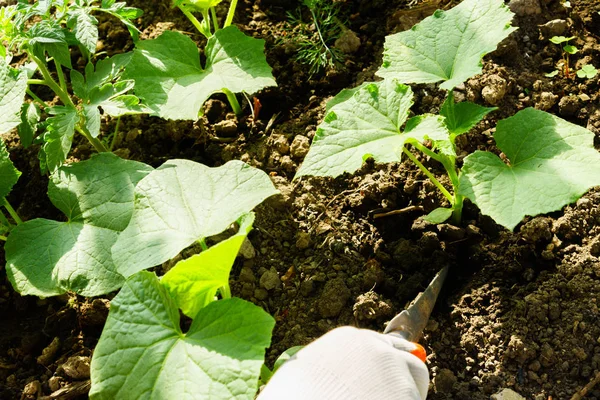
[535,92,558,111]
[60,355,90,380]
[508,0,541,16]
[238,267,256,283]
[254,288,269,300]
[295,232,311,250]
[318,278,351,318]
[213,120,238,137]
[433,368,457,393]
[260,268,281,291]
[558,95,580,117]
[80,298,110,327]
[21,380,41,399]
[539,19,568,38]
[238,238,256,259]
[290,135,310,160]
[334,29,361,54]
[37,337,60,367]
[481,75,507,106]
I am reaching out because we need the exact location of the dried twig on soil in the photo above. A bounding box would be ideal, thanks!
[39,380,90,400]
[571,371,600,400]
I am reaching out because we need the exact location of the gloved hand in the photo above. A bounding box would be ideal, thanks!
[258,326,429,400]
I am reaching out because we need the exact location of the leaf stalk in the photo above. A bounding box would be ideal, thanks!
[402,146,454,204]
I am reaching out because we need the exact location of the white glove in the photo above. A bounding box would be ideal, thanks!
[258,326,429,400]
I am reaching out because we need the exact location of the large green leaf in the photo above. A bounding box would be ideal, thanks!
[5,153,152,297]
[123,26,276,120]
[459,108,600,230]
[295,80,451,178]
[0,59,27,134]
[376,0,516,90]
[90,271,275,400]
[112,160,278,277]
[161,213,254,318]
[0,140,21,200]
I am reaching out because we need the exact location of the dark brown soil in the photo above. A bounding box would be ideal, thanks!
[2,0,600,399]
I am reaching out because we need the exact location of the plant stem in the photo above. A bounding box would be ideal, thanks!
[220,284,231,299]
[54,60,68,93]
[224,0,238,27]
[0,211,11,228]
[27,79,47,85]
[26,89,50,109]
[110,116,122,151]
[310,8,338,63]
[3,198,22,225]
[198,238,208,251]
[27,52,75,108]
[210,7,219,32]
[439,156,463,224]
[222,88,242,115]
[402,147,454,203]
[411,141,444,163]
[178,5,210,39]
[75,126,109,153]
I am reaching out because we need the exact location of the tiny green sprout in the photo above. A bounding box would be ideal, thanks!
[545,70,559,78]
[549,36,577,78]
[576,64,598,79]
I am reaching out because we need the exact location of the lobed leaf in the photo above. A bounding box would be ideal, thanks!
[459,108,600,230]
[5,153,153,297]
[124,27,276,120]
[90,271,275,400]
[112,160,278,277]
[376,0,516,90]
[295,79,451,178]
[161,213,255,318]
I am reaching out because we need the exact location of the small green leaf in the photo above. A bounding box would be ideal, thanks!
[5,153,152,297]
[545,70,559,78]
[39,105,79,173]
[124,27,276,120]
[90,272,275,400]
[549,36,575,44]
[440,91,496,136]
[295,80,451,178]
[0,140,21,200]
[161,213,254,318]
[28,21,72,68]
[459,108,600,230]
[68,8,99,54]
[423,207,453,224]
[376,0,516,90]
[0,59,27,134]
[112,160,278,277]
[576,64,598,79]
[563,44,578,54]
[83,104,101,138]
[17,103,41,148]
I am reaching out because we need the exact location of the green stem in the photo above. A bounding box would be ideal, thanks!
[178,5,210,38]
[222,88,242,115]
[26,88,50,109]
[402,147,454,204]
[198,238,209,251]
[224,0,238,27]
[220,284,231,299]
[27,79,47,85]
[54,60,68,93]
[0,235,7,241]
[311,8,338,63]
[110,116,122,151]
[439,156,463,224]
[0,211,11,228]
[411,141,444,163]
[210,7,219,32]
[27,52,74,108]
[3,198,22,225]
[75,126,109,153]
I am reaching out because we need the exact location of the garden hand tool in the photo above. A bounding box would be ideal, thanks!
[383,266,449,362]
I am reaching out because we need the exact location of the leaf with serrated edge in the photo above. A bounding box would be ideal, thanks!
[0,140,21,199]
[89,272,275,400]
[440,91,496,137]
[295,80,451,178]
[39,106,78,173]
[376,0,516,90]
[5,153,152,297]
[0,60,27,134]
[18,103,40,148]
[162,213,254,318]
[124,27,276,120]
[459,108,600,230]
[112,160,278,277]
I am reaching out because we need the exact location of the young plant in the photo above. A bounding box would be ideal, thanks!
[284,0,345,77]
[549,36,577,78]
[122,0,276,118]
[90,214,276,400]
[296,0,600,231]
[576,64,598,79]
[0,0,146,172]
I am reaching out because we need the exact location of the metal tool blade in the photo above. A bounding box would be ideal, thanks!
[384,266,448,342]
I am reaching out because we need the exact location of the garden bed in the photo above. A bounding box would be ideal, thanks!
[2,0,600,399]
